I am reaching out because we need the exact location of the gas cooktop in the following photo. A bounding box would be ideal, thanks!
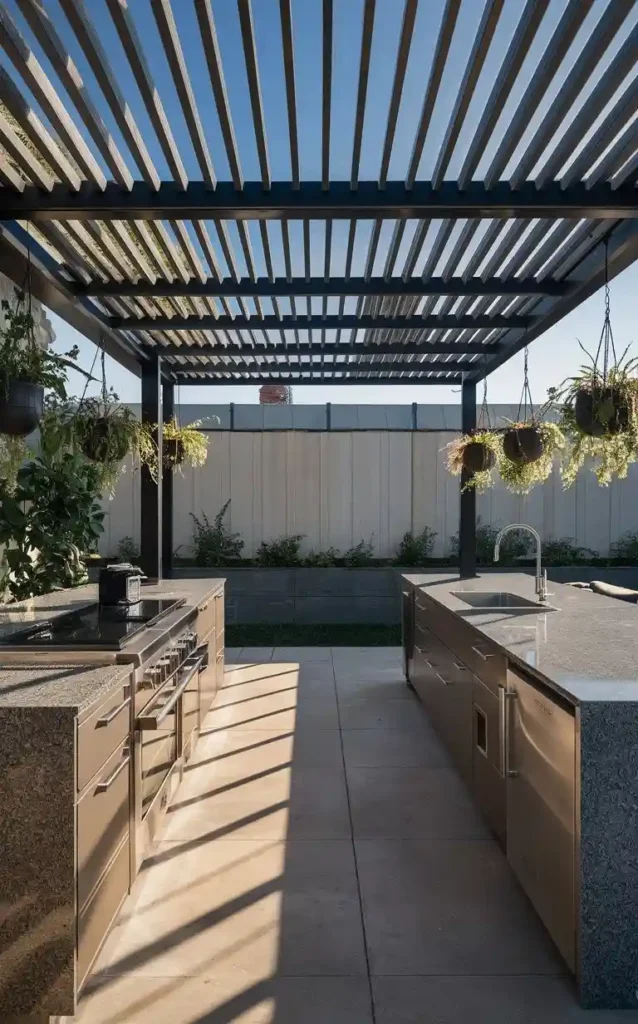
[0,599,185,651]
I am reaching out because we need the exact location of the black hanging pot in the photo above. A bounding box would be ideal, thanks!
[573,387,631,437]
[81,417,131,463]
[462,441,496,474]
[163,437,185,467]
[502,425,545,466]
[0,379,44,436]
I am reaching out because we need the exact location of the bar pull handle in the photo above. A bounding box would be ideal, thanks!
[472,644,495,661]
[96,753,130,793]
[503,689,518,778]
[138,655,204,729]
[498,686,506,778]
[453,661,468,671]
[436,672,453,686]
[97,697,130,727]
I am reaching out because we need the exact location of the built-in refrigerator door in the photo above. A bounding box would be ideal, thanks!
[506,666,577,973]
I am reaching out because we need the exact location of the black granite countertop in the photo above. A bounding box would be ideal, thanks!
[0,578,225,711]
[403,572,638,705]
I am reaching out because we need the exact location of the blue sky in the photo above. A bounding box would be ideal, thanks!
[5,0,638,404]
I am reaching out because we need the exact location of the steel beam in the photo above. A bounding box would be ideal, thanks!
[459,379,476,579]
[3,180,638,222]
[110,313,528,331]
[141,356,162,581]
[145,340,498,358]
[75,275,567,298]
[162,380,174,579]
[169,373,463,385]
[159,358,469,375]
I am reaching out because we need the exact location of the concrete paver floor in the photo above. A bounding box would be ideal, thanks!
[68,647,634,1023]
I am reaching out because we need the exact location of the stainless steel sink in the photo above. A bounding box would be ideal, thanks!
[451,591,557,612]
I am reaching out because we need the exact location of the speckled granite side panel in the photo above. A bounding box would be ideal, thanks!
[0,707,76,1017]
[578,702,638,1009]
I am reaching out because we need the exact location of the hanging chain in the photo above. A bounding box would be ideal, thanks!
[516,337,535,424]
[593,238,617,385]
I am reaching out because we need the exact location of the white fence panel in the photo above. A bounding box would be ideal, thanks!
[100,430,638,559]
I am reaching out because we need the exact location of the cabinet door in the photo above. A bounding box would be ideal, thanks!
[432,651,473,784]
[402,587,415,683]
[506,669,576,972]
[472,676,506,845]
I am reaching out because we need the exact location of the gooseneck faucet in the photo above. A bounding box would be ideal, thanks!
[493,523,548,603]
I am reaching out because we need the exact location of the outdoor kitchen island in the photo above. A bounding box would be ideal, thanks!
[402,571,638,1010]
[0,578,225,1021]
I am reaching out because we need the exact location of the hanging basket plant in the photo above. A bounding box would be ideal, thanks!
[0,288,80,437]
[445,429,502,492]
[138,417,210,482]
[497,345,565,494]
[498,421,565,495]
[549,248,638,487]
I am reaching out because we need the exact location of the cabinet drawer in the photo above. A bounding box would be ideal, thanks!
[472,676,506,844]
[196,593,217,641]
[415,591,506,694]
[77,741,130,911]
[77,682,131,792]
[77,837,130,989]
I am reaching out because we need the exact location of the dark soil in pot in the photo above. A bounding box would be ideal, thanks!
[502,425,545,465]
[0,380,44,436]
[82,418,131,463]
[462,441,496,474]
[574,388,631,437]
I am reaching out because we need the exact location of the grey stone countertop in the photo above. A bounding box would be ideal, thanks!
[0,577,225,711]
[403,572,638,705]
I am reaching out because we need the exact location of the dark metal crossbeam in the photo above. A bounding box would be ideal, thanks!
[160,358,469,375]
[75,276,567,298]
[111,313,527,331]
[170,373,463,386]
[147,339,499,358]
[3,180,638,221]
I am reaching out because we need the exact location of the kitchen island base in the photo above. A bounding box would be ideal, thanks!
[402,572,638,1010]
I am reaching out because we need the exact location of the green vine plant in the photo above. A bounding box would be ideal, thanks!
[0,291,80,398]
[549,346,638,487]
[497,420,565,495]
[138,417,210,483]
[444,429,503,492]
[0,436,32,493]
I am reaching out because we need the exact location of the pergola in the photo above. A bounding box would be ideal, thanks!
[1,0,638,579]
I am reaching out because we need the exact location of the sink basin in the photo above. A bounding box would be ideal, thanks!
[451,591,557,612]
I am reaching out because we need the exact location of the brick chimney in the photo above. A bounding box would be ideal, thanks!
[259,384,293,404]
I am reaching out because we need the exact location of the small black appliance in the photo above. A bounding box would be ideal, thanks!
[99,563,145,605]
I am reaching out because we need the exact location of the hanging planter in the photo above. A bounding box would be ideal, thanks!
[445,430,502,492]
[138,417,210,482]
[0,288,80,439]
[549,244,638,487]
[502,423,544,465]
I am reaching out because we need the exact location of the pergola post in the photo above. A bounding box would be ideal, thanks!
[140,356,162,580]
[459,379,477,579]
[162,381,174,579]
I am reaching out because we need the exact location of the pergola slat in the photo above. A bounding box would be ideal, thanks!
[109,313,530,332]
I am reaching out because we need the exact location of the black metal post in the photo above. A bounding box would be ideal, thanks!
[162,381,174,579]
[459,379,477,579]
[140,356,162,580]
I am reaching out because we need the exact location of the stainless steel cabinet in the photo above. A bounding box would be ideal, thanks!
[506,666,576,972]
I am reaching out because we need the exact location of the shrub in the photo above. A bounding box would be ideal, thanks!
[449,518,530,565]
[342,538,375,567]
[256,534,305,566]
[304,547,339,567]
[610,531,638,562]
[190,499,244,566]
[395,527,437,565]
[542,537,598,565]
[117,536,140,563]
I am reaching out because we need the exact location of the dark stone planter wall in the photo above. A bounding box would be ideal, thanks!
[173,566,638,625]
